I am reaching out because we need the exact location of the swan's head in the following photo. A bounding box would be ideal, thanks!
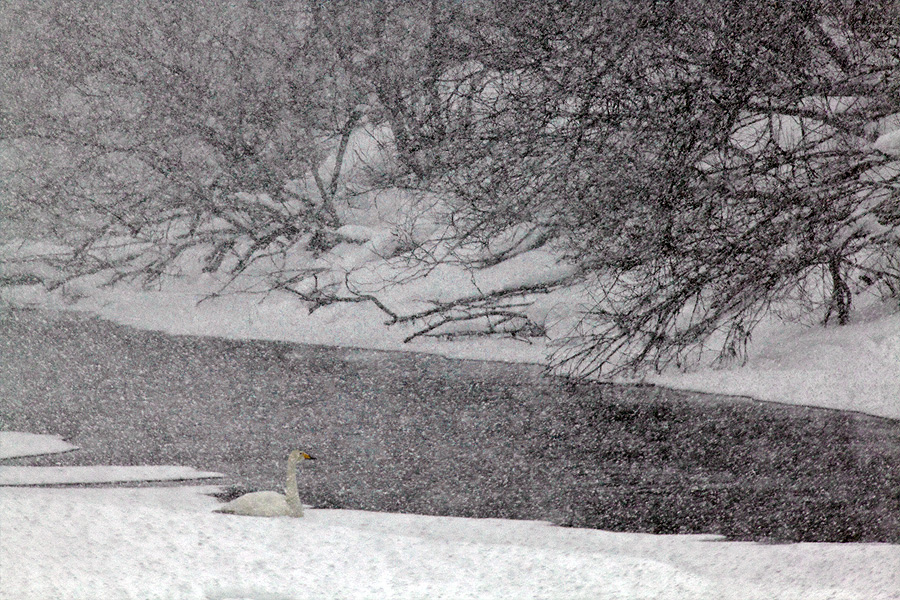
[289,450,316,461]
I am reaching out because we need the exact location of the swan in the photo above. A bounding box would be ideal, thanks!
[213,450,315,517]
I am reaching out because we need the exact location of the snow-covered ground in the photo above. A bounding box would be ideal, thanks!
[650,306,900,420]
[2,434,898,600]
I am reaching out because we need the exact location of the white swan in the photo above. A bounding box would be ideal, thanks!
[213,450,315,517]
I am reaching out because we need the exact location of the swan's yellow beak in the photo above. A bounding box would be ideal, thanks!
[300,452,316,460]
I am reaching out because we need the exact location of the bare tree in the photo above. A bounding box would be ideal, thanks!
[3,0,897,370]
[1,0,362,288]
[546,0,900,376]
[362,0,900,373]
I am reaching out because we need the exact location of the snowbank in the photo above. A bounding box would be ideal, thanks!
[0,431,79,459]
[2,485,897,600]
[650,310,900,420]
[0,465,223,486]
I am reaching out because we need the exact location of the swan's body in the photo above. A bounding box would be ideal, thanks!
[215,490,299,517]
[214,450,315,517]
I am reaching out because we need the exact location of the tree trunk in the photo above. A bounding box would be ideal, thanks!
[826,253,852,326]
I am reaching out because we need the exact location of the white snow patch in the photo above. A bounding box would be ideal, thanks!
[335,224,377,243]
[873,128,900,156]
[0,432,79,459]
[0,465,224,486]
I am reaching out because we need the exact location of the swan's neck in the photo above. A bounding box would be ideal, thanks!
[285,455,303,516]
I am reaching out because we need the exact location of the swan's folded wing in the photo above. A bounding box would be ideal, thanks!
[213,491,293,517]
